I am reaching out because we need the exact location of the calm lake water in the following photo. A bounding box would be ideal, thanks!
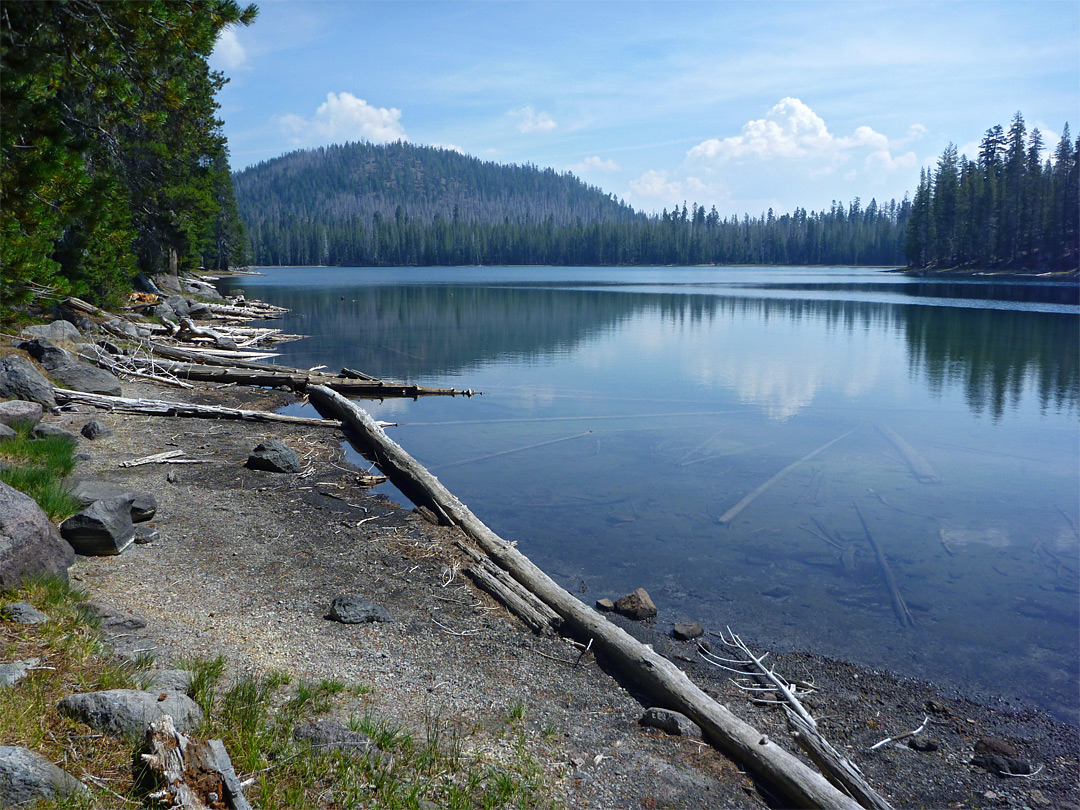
[218,266,1079,723]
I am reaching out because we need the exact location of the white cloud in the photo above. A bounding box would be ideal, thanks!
[430,143,465,155]
[688,97,915,177]
[211,27,248,70]
[628,170,684,202]
[510,106,557,134]
[279,92,405,145]
[568,156,621,174]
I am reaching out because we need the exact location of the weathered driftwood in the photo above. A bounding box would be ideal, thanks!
[53,388,343,428]
[138,715,252,810]
[341,367,379,381]
[306,385,862,810]
[456,541,562,636]
[877,425,941,484]
[855,504,915,627]
[788,709,894,810]
[717,428,859,525]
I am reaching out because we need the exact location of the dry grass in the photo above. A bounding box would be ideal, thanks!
[1,576,552,809]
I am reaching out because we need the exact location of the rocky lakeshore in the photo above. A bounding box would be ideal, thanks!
[2,296,1078,809]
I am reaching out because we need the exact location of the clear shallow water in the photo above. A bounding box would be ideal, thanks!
[219,266,1080,722]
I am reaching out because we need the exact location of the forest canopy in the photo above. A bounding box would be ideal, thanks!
[0,0,255,313]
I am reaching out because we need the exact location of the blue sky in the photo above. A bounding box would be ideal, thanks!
[212,0,1079,217]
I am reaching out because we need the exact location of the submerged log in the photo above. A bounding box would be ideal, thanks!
[877,425,941,484]
[717,428,859,526]
[855,504,915,627]
[53,388,343,428]
[307,385,861,810]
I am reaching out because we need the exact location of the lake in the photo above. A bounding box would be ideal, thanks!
[217,266,1079,723]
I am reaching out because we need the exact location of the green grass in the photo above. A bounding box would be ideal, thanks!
[3,577,555,809]
[0,425,81,519]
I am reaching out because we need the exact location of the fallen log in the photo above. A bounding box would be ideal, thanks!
[456,541,562,636]
[53,388,343,428]
[307,385,862,810]
[137,715,252,809]
[855,503,915,627]
[877,425,941,484]
[717,428,859,526]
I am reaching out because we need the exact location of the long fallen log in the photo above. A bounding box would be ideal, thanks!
[877,425,941,484]
[307,385,862,810]
[717,427,860,526]
[53,388,343,428]
[456,541,562,636]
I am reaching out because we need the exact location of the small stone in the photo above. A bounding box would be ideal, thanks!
[0,423,15,440]
[166,471,180,483]
[1,602,49,624]
[613,587,657,620]
[134,526,159,545]
[973,736,1032,776]
[32,423,78,442]
[80,420,113,440]
[672,621,703,641]
[326,594,393,624]
[639,707,702,738]
[0,658,40,688]
[246,439,302,474]
[595,598,615,612]
[908,736,939,752]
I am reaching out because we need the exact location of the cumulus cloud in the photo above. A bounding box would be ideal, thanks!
[211,27,248,70]
[279,92,405,145]
[511,106,557,134]
[628,170,683,201]
[688,97,914,175]
[431,143,465,154]
[568,156,621,174]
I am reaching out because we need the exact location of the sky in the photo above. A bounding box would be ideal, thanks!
[211,0,1080,217]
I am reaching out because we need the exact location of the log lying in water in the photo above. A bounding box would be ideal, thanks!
[855,503,915,628]
[877,425,941,484]
[307,384,862,810]
[53,388,343,428]
[717,427,860,526]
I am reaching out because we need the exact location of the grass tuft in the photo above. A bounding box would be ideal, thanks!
[0,426,81,519]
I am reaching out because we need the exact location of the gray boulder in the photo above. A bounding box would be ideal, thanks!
[186,302,213,319]
[1,602,49,624]
[0,482,74,589]
[614,587,658,620]
[0,356,57,412]
[246,439,302,474]
[293,719,382,760]
[132,273,161,295]
[32,423,78,443]
[0,658,39,688]
[165,295,190,318]
[0,400,42,429]
[639,707,702,738]
[20,320,80,343]
[181,277,224,300]
[60,496,136,555]
[16,338,74,371]
[326,595,393,624]
[80,419,113,440]
[0,424,15,440]
[70,479,156,522]
[103,319,150,340]
[58,689,203,740]
[152,273,182,294]
[48,360,123,397]
[150,301,178,322]
[672,621,704,641]
[0,745,87,806]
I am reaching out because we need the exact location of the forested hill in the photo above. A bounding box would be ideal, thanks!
[234,141,639,241]
[234,141,909,267]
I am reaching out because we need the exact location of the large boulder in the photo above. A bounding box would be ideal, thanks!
[180,277,224,300]
[103,319,150,340]
[0,356,57,412]
[20,320,80,343]
[70,479,156,522]
[132,273,161,295]
[48,360,122,397]
[246,440,302,474]
[0,400,43,430]
[151,273,182,294]
[59,496,136,556]
[0,746,87,806]
[16,338,74,371]
[164,295,190,318]
[57,689,203,740]
[0,482,74,589]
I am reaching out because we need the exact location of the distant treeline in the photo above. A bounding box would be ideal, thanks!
[0,1,255,313]
[235,140,910,267]
[906,114,1078,272]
